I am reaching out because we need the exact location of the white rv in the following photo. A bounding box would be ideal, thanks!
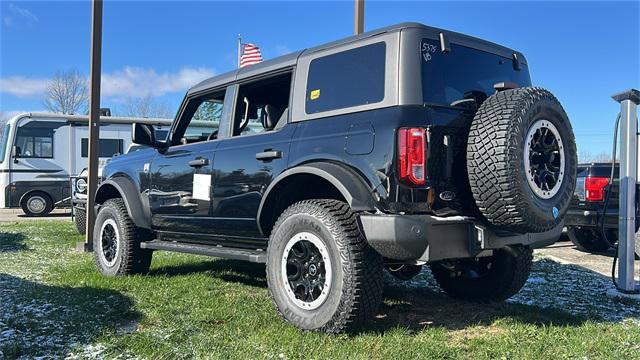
[0,112,172,216]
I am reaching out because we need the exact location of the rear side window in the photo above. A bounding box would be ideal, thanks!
[305,42,386,114]
[81,138,124,158]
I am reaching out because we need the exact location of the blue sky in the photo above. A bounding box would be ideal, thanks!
[1,1,639,156]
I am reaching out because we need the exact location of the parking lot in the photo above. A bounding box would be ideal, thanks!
[0,209,71,222]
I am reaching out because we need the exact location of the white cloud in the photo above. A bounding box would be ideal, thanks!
[0,76,49,97]
[8,3,38,23]
[0,66,216,99]
[0,110,30,122]
[101,66,216,98]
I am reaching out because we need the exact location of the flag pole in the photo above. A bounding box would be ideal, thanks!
[237,34,242,69]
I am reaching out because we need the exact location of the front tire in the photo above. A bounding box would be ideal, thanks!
[93,198,153,276]
[74,208,86,235]
[430,246,533,301]
[20,191,53,217]
[266,199,383,333]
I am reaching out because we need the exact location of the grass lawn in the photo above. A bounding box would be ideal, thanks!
[1,220,640,359]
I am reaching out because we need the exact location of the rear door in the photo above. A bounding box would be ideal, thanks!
[211,72,294,238]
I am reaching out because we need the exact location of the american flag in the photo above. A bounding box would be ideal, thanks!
[240,43,263,68]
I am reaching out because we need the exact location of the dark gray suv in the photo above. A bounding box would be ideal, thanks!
[90,23,577,333]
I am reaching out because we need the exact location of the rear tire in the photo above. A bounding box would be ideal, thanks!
[74,208,86,235]
[20,191,53,217]
[430,246,533,301]
[266,199,383,333]
[567,227,615,253]
[385,264,423,281]
[93,198,153,276]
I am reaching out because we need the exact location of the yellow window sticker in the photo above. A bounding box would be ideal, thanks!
[310,89,320,100]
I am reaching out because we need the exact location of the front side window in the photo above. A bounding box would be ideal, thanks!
[172,92,225,145]
[421,39,532,107]
[15,127,53,158]
[0,124,10,163]
[81,138,124,158]
[305,42,386,114]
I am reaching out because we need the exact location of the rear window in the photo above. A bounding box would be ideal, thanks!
[305,42,386,114]
[421,39,531,107]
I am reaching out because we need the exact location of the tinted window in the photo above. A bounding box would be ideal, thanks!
[421,39,531,107]
[234,72,291,137]
[15,127,53,158]
[81,138,124,158]
[306,42,386,114]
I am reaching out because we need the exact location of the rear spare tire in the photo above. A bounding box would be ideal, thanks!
[467,87,577,233]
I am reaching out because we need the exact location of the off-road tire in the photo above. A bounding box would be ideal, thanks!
[266,199,384,333]
[20,191,53,217]
[385,264,423,281]
[567,227,615,253]
[93,198,153,276]
[467,87,577,233]
[430,246,533,301]
[74,208,86,235]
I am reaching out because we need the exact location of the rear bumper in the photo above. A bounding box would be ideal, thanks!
[358,214,563,262]
[564,208,618,229]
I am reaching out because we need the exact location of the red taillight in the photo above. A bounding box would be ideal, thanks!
[585,176,609,202]
[398,127,427,185]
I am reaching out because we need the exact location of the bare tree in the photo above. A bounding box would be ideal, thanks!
[119,94,172,118]
[42,70,89,114]
[578,150,593,164]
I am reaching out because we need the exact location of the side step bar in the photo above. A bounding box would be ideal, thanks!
[140,240,266,263]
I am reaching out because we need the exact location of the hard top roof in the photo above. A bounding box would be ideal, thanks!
[188,22,523,95]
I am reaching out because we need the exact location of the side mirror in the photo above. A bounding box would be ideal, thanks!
[12,146,20,163]
[132,123,157,148]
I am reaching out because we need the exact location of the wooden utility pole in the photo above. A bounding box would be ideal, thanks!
[354,0,364,35]
[78,0,103,252]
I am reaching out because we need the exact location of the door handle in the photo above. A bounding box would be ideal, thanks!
[256,150,282,161]
[188,158,209,167]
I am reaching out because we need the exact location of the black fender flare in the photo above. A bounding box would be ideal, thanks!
[95,176,151,229]
[257,162,378,235]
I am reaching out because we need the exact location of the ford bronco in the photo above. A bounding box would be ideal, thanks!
[91,23,577,333]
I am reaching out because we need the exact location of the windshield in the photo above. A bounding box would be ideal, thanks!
[0,123,10,164]
[421,39,531,107]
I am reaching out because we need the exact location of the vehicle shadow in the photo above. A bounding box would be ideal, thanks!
[0,232,29,252]
[150,259,267,288]
[150,257,640,334]
[0,273,141,359]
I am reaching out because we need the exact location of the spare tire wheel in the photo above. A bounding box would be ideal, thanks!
[467,87,577,233]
